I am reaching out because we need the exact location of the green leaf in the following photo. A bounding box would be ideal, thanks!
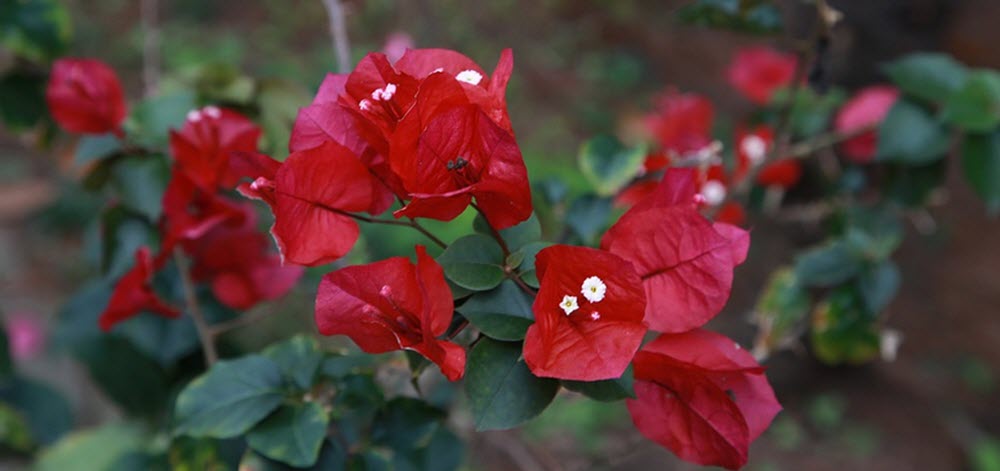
[371,398,445,451]
[962,131,1000,213]
[562,365,635,401]
[515,241,552,288]
[100,208,157,279]
[942,70,1000,132]
[841,206,904,261]
[35,423,145,471]
[810,287,880,365]
[128,91,196,148]
[320,353,377,379]
[262,335,323,391]
[566,194,612,246]
[115,312,200,368]
[752,268,811,356]
[0,376,72,445]
[74,335,169,417]
[246,402,330,468]
[787,87,847,139]
[392,426,464,471]
[457,281,535,341]
[110,155,171,221]
[0,323,12,380]
[884,53,969,104]
[74,134,123,166]
[578,135,646,196]
[972,437,1000,471]
[0,0,71,60]
[436,234,505,291]
[465,338,558,431]
[0,402,34,452]
[794,241,862,287]
[677,0,782,34]
[473,212,542,252]
[857,260,900,313]
[0,70,46,129]
[877,100,950,165]
[174,355,285,438]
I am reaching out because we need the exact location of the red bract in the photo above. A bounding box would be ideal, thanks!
[603,169,749,333]
[627,330,781,470]
[98,247,180,331]
[644,90,714,156]
[835,85,899,163]
[756,159,802,188]
[169,106,262,192]
[315,246,465,381]
[727,46,797,105]
[390,76,531,229]
[240,141,374,266]
[523,245,647,381]
[735,127,801,189]
[46,58,127,135]
[186,208,302,310]
[161,170,248,252]
[716,201,748,227]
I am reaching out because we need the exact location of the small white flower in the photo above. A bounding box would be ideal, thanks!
[203,105,222,119]
[382,83,397,99]
[700,180,727,206]
[580,276,607,303]
[741,134,768,165]
[359,99,372,111]
[186,110,202,122]
[455,69,483,85]
[559,295,579,315]
[590,311,601,321]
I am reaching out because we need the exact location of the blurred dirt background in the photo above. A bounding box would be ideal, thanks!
[2,0,999,469]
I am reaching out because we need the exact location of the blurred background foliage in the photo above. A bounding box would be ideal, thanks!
[2,0,1000,470]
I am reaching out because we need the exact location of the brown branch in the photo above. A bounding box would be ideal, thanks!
[471,202,511,257]
[173,252,218,365]
[320,0,352,73]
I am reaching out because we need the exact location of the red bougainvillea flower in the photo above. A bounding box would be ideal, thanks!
[160,169,248,253]
[390,74,531,229]
[315,246,465,381]
[643,90,715,157]
[46,58,127,135]
[169,106,262,192]
[186,210,302,310]
[235,141,374,266]
[523,245,647,381]
[716,201,748,227]
[835,85,899,164]
[727,46,797,105]
[98,247,180,331]
[734,126,801,188]
[627,330,781,470]
[603,169,749,333]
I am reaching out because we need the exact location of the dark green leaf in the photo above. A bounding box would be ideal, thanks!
[962,131,1000,213]
[857,261,900,313]
[794,241,862,287]
[0,402,33,452]
[0,0,70,60]
[515,241,552,288]
[566,195,612,246]
[877,100,950,165]
[247,402,329,468]
[74,335,169,417]
[752,268,811,356]
[320,353,377,379]
[262,335,323,391]
[0,376,72,445]
[174,355,285,438]
[110,155,171,221]
[810,287,880,365]
[128,91,197,147]
[393,426,464,471]
[74,134,123,166]
[677,0,782,34]
[436,234,505,291]
[371,398,445,451]
[0,323,12,380]
[787,87,847,139]
[942,70,1000,132]
[884,53,969,104]
[578,135,646,196]
[457,281,535,341]
[562,365,635,401]
[465,338,558,431]
[0,70,46,129]
[115,312,200,368]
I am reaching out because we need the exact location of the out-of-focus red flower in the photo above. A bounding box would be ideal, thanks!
[46,58,127,135]
[756,159,802,188]
[390,74,531,229]
[603,169,749,333]
[735,126,801,189]
[644,90,714,156]
[161,170,248,253]
[98,247,180,331]
[727,47,797,105]
[315,246,465,381]
[186,208,302,310]
[627,330,781,470]
[614,179,659,208]
[239,141,374,266]
[169,106,261,192]
[523,245,647,381]
[835,85,899,163]
[715,201,747,227]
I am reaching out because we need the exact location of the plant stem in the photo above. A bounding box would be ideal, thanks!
[140,0,160,97]
[470,202,511,257]
[320,0,352,73]
[207,308,274,337]
[344,211,448,249]
[173,252,218,366]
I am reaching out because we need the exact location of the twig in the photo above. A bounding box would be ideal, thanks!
[173,252,218,365]
[207,308,274,337]
[470,202,511,257]
[320,0,352,73]
[347,211,448,249]
[140,0,160,97]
